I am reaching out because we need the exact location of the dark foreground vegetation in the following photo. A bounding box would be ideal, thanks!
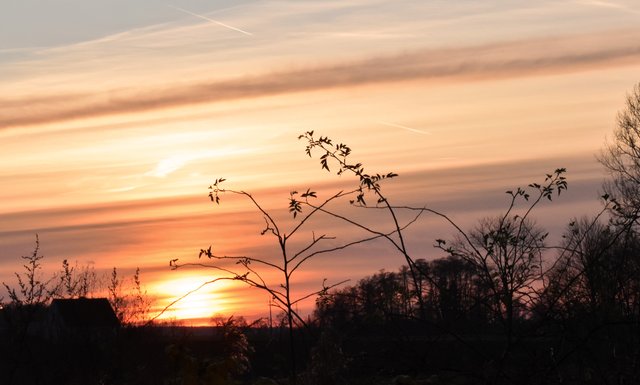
[3,82,640,384]
[3,247,640,385]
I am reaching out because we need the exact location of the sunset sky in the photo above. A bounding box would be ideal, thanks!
[1,0,640,324]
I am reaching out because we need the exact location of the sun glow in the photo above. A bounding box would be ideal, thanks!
[151,274,231,325]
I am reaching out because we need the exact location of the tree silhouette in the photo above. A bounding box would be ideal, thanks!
[546,217,640,319]
[599,82,640,225]
[170,179,357,383]
[2,235,58,308]
[298,131,430,317]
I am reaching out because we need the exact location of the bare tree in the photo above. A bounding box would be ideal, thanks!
[51,259,98,299]
[599,82,640,224]
[2,235,54,306]
[107,267,126,323]
[547,217,640,318]
[298,131,429,317]
[170,179,356,383]
[106,267,152,325]
[164,131,435,382]
[444,217,547,335]
[434,169,567,383]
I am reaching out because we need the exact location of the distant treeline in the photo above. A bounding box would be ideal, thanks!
[311,240,640,384]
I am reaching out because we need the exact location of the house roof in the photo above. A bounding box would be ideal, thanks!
[50,298,119,328]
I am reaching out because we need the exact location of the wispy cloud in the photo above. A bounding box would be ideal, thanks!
[148,154,201,178]
[582,0,625,8]
[146,148,249,178]
[293,31,416,40]
[147,154,208,178]
[575,0,640,14]
[105,184,146,193]
[379,121,431,135]
[2,28,640,129]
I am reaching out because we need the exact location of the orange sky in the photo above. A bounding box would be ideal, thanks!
[2,0,640,325]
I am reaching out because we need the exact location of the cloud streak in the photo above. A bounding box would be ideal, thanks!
[2,28,639,129]
[576,0,640,13]
[379,121,431,135]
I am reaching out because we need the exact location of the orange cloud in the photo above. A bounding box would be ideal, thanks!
[2,28,639,129]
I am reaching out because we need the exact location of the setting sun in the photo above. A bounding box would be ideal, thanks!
[150,273,232,325]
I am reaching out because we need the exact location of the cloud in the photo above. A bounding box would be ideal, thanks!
[378,121,431,135]
[146,148,249,178]
[2,28,640,130]
[0,153,604,241]
[576,0,640,12]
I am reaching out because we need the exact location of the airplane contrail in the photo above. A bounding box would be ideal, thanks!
[168,5,253,36]
[379,121,431,135]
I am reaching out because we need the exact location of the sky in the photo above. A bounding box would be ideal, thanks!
[1,0,640,325]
